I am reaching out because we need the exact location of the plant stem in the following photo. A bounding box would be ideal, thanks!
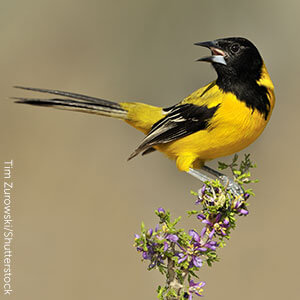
[165,244,184,300]
[166,256,181,300]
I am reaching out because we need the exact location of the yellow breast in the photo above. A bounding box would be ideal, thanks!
[157,66,275,170]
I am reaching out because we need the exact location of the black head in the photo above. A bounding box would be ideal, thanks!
[195,37,263,82]
[195,37,271,120]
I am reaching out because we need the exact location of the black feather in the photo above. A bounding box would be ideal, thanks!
[128,103,220,160]
[141,147,156,156]
[14,86,123,110]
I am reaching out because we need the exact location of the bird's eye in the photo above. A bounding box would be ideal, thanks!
[230,43,240,53]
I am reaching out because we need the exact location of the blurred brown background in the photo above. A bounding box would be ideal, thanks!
[0,0,299,299]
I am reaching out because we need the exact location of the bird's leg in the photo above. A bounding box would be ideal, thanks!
[202,165,244,198]
[187,168,214,183]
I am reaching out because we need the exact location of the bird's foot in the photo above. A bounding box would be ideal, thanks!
[187,167,245,200]
[200,165,245,199]
[219,175,244,199]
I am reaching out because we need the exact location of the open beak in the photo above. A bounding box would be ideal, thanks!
[194,40,227,65]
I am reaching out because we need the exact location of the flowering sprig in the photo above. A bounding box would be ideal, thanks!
[134,154,257,300]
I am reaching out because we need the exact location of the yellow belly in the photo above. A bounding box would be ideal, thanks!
[156,93,272,171]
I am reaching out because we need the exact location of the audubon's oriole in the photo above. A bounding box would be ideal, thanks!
[14,37,275,193]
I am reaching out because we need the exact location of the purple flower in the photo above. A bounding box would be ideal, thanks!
[202,219,213,227]
[189,230,200,243]
[192,256,203,268]
[197,214,206,220]
[177,237,206,269]
[156,234,164,241]
[178,253,188,264]
[195,197,203,205]
[200,184,206,194]
[166,234,179,243]
[188,280,206,299]
[196,184,206,204]
[223,218,229,227]
[157,207,165,214]
[134,234,140,239]
[208,228,215,240]
[198,247,207,252]
[244,193,250,200]
[214,187,220,194]
[215,213,221,223]
[138,241,165,269]
[239,209,249,215]
[148,261,156,269]
[220,228,226,236]
[147,228,153,237]
[234,201,241,209]
[200,227,207,238]
[205,240,218,251]
[163,242,168,252]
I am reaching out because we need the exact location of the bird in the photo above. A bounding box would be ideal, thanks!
[13,37,275,195]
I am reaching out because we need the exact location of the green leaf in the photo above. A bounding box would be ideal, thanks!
[157,286,166,300]
[218,161,228,170]
[190,190,198,196]
[187,210,199,216]
[233,153,239,163]
[189,270,199,278]
[141,221,146,234]
[172,216,182,227]
[233,170,241,176]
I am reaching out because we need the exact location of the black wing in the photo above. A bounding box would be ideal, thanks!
[128,103,220,160]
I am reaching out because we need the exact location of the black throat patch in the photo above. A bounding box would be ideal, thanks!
[216,77,271,120]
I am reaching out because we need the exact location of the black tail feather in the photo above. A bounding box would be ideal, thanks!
[14,86,120,108]
[13,86,128,119]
